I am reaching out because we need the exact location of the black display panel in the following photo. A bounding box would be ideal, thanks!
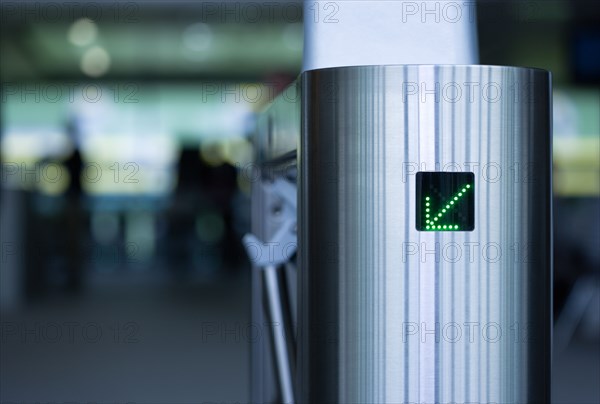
[416,172,475,231]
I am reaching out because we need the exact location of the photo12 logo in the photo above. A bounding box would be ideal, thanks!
[1,83,139,104]
[401,81,542,104]
[1,321,140,344]
[0,2,140,24]
[199,81,299,104]
[402,241,537,264]
[195,1,303,23]
[400,1,477,24]
[403,321,536,344]
[402,162,540,184]
[1,161,140,185]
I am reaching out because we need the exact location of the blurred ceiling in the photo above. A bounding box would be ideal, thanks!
[0,1,304,81]
[1,0,598,83]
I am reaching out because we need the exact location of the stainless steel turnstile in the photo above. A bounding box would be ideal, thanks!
[247,65,552,404]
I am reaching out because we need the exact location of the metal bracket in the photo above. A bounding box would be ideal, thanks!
[243,176,297,404]
[243,178,297,267]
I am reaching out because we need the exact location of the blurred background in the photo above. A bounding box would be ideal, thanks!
[0,1,598,403]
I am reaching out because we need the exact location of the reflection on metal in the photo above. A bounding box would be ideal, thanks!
[250,65,552,404]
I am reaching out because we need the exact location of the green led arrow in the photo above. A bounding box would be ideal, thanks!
[424,183,472,231]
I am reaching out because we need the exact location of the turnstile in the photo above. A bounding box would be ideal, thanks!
[245,64,552,404]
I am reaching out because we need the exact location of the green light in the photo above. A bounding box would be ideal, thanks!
[418,174,473,232]
[422,180,472,231]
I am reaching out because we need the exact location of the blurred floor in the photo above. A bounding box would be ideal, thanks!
[2,270,599,403]
[553,339,600,404]
[1,272,250,403]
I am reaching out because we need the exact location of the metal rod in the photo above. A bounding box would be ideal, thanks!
[263,264,295,404]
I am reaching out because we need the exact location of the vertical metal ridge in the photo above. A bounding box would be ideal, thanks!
[465,64,473,402]
[434,66,442,404]
[401,64,411,404]
[380,67,387,402]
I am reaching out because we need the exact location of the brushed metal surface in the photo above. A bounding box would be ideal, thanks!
[297,65,552,403]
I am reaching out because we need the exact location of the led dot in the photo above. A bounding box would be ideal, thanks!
[443,225,447,229]
[425,197,430,201]
[458,192,463,197]
[450,201,454,205]
[426,214,430,218]
[434,217,438,221]
[426,225,430,229]
[426,208,430,212]
[426,203,430,207]
[438,213,442,217]
[442,209,446,213]
[466,184,471,188]
[437,225,441,229]
[454,197,458,201]
[462,188,466,193]
[445,205,450,209]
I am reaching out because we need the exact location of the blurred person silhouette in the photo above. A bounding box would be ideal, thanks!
[62,141,83,293]
[169,146,244,278]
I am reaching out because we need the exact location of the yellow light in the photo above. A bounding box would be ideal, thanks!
[68,18,98,47]
[81,46,111,78]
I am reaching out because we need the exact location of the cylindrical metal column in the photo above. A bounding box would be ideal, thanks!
[298,65,552,403]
